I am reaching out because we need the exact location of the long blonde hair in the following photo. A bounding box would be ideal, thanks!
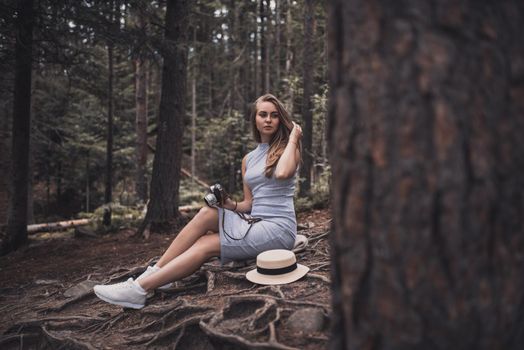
[250,94,301,177]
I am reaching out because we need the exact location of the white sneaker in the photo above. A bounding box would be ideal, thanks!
[137,265,174,290]
[93,278,147,309]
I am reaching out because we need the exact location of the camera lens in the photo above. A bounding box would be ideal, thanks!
[204,193,218,207]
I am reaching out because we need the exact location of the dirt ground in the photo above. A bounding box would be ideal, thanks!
[0,208,332,349]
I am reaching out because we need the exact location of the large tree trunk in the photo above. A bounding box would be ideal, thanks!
[0,98,10,225]
[141,0,189,232]
[329,1,524,349]
[3,0,34,255]
[299,0,314,196]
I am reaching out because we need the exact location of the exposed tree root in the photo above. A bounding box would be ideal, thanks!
[308,231,330,243]
[83,312,128,333]
[124,302,214,346]
[2,211,333,349]
[201,295,298,349]
[0,316,107,350]
[308,273,331,284]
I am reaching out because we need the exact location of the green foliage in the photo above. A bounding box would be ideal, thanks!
[82,203,144,234]
[179,177,207,207]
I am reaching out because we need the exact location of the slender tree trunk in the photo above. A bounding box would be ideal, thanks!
[56,160,62,203]
[285,0,292,78]
[329,1,524,349]
[141,0,190,233]
[27,67,35,224]
[259,0,266,94]
[135,56,149,203]
[191,29,197,189]
[285,0,294,116]
[134,7,149,203]
[45,151,50,215]
[264,0,271,93]
[27,143,34,224]
[275,0,281,93]
[3,0,34,255]
[105,41,114,205]
[253,0,260,99]
[85,153,90,212]
[299,0,314,196]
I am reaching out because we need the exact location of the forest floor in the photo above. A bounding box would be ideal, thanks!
[0,208,332,349]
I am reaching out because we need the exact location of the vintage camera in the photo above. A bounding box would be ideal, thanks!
[204,183,228,207]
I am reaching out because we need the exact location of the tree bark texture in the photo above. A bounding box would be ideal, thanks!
[299,0,314,196]
[328,1,524,349]
[0,100,10,224]
[144,0,189,229]
[3,0,34,255]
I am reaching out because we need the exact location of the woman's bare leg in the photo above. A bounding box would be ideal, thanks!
[138,233,220,291]
[155,206,219,267]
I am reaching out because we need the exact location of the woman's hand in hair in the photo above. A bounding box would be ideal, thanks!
[274,122,302,179]
[290,121,303,143]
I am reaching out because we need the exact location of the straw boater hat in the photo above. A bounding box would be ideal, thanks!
[246,249,309,285]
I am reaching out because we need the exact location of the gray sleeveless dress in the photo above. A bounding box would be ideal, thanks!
[218,143,297,264]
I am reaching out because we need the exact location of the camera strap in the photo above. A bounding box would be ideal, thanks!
[221,209,262,241]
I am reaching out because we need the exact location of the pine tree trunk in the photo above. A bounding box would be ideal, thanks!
[105,41,114,205]
[134,7,149,204]
[253,0,260,99]
[285,0,294,116]
[135,56,148,203]
[3,0,34,255]
[275,0,281,93]
[142,0,189,232]
[85,153,90,212]
[264,0,271,93]
[328,1,524,349]
[259,0,266,94]
[285,0,292,78]
[191,26,197,188]
[299,0,314,196]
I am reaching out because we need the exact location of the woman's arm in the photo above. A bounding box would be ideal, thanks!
[222,155,253,212]
[274,122,302,179]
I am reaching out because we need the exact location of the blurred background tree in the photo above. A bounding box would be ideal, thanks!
[329,0,524,348]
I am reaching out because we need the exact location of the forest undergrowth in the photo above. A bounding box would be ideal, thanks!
[0,208,332,349]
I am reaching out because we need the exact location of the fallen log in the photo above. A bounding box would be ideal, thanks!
[28,205,202,235]
[27,219,90,235]
[179,204,202,212]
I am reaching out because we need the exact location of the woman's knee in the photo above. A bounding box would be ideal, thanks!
[197,206,217,219]
[193,206,219,230]
[193,235,220,259]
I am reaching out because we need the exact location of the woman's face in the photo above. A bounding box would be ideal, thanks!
[255,101,280,142]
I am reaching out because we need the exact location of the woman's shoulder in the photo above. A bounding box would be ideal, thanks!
[244,145,262,167]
